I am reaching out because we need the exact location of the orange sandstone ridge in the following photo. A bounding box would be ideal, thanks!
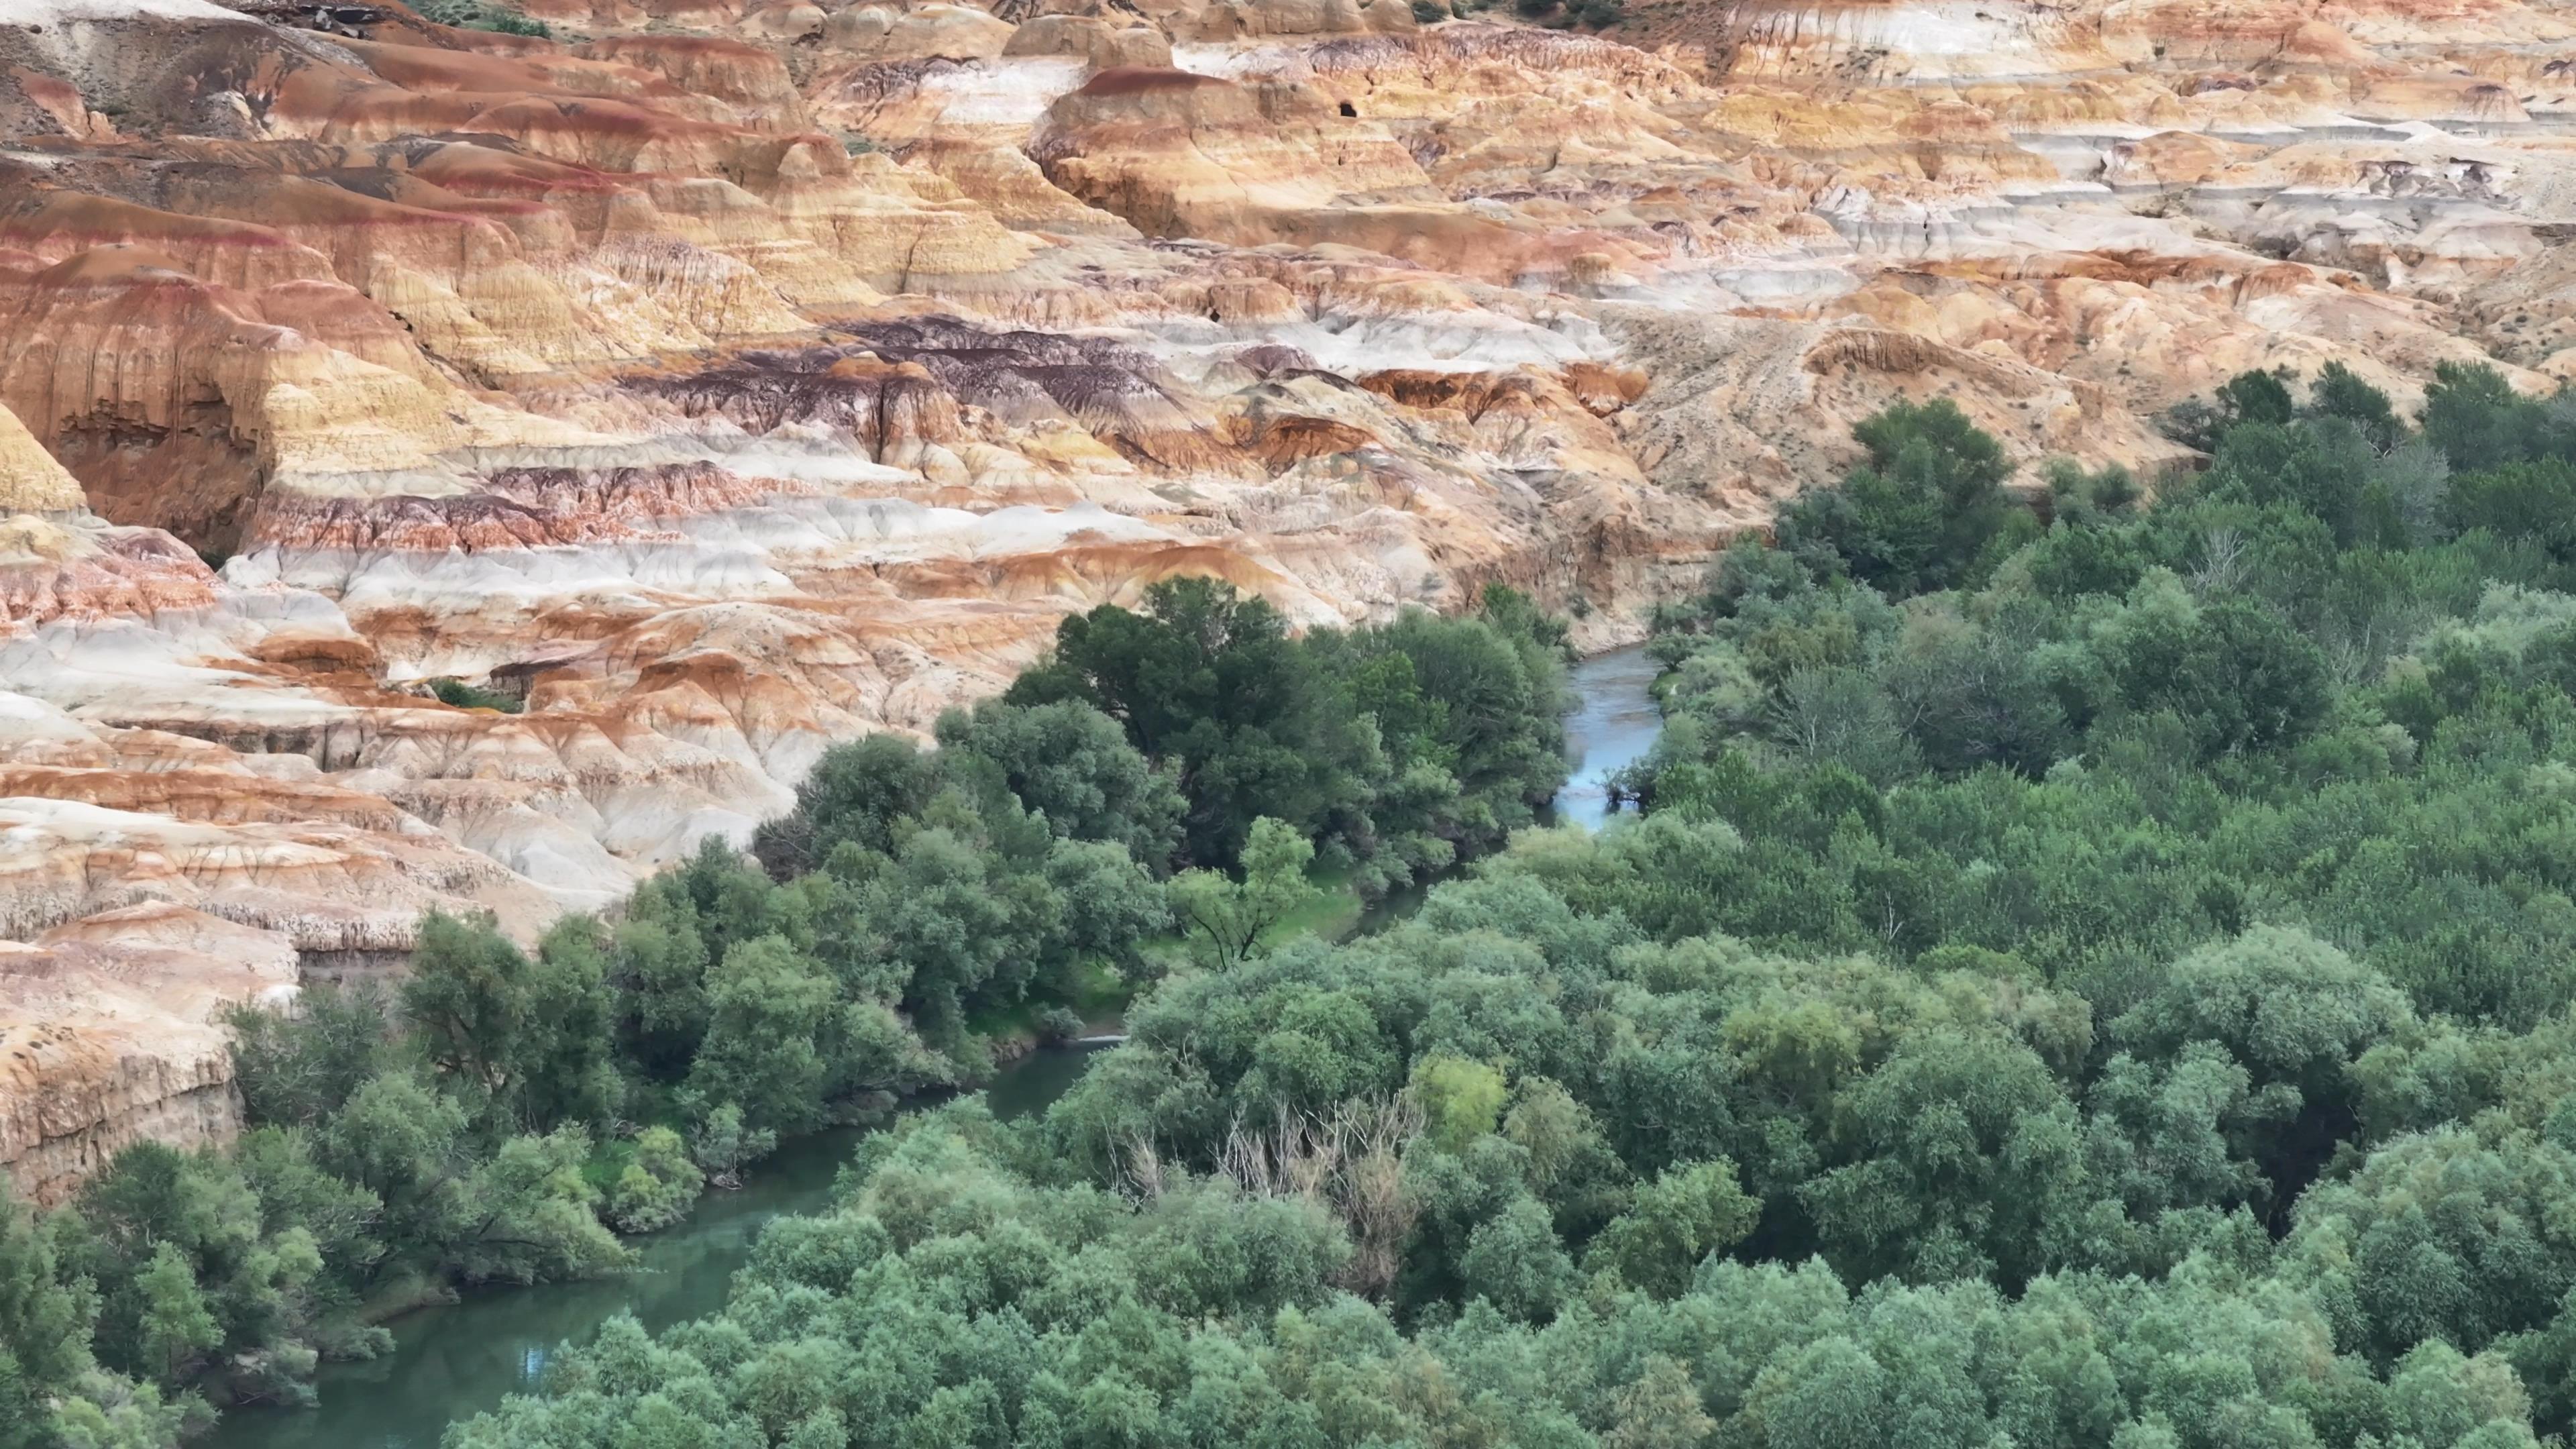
[0,0,2569,1199]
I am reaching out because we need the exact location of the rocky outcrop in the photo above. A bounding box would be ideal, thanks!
[5,0,2576,1196]
[0,904,295,1207]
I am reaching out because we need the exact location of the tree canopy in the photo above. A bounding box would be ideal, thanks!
[44,364,2576,1449]
[427,362,2576,1449]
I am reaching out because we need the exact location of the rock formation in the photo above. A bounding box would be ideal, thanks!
[1,0,2571,1197]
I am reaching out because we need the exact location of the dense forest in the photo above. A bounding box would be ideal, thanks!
[420,364,2576,1449]
[17,359,2576,1448]
[0,586,1572,1446]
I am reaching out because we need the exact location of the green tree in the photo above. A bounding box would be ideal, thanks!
[2309,360,2404,451]
[1010,579,1326,859]
[1776,398,2025,597]
[1171,816,1318,967]
[2217,368,2297,429]
[753,732,940,874]
[445,1129,627,1285]
[865,822,1051,1042]
[132,1242,217,1385]
[1410,1055,1508,1152]
[936,698,1185,867]
[1041,839,1172,982]
[2113,926,2411,1205]
[1606,1354,1717,1449]
[606,1128,704,1234]
[1800,1032,2088,1287]
[686,936,835,1136]
[2288,1124,2576,1364]
[608,908,710,1083]
[513,916,622,1131]
[1588,1158,1758,1297]
[1458,1195,1574,1321]
[2101,586,2332,759]
[2445,459,2576,563]
[0,1174,95,1447]
[688,1103,777,1189]
[224,982,392,1129]
[2422,361,2556,472]
[400,912,535,1106]
[2203,418,2379,544]
[315,1070,472,1281]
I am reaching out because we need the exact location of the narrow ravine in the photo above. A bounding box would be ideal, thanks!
[202,647,1665,1448]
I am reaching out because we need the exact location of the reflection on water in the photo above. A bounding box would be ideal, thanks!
[207,1043,1110,1449]
[1555,644,1662,830]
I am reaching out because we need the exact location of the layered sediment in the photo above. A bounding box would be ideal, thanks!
[3,0,2571,1198]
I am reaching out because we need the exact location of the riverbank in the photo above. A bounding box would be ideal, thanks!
[197,645,1668,1449]
[203,1042,1119,1449]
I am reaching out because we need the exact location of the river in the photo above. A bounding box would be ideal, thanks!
[1556,643,1662,829]
[203,1042,1114,1449]
[1347,643,1658,934]
[204,646,1664,1447]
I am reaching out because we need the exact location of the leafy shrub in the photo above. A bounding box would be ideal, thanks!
[428,678,522,713]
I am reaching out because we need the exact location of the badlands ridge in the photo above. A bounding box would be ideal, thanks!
[0,0,2565,1200]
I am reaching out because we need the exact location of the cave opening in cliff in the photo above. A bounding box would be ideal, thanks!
[1340,101,1358,117]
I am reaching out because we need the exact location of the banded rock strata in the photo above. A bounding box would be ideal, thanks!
[0,0,2568,1197]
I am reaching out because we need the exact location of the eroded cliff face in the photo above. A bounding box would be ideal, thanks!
[0,0,2565,1198]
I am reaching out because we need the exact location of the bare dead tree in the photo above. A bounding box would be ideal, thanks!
[1115,1130,1168,1203]
[1214,1097,1424,1301]
[1121,1096,1424,1301]
[2191,525,2250,596]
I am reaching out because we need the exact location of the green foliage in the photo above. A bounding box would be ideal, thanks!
[1589,1159,1758,1297]
[2309,360,2406,451]
[687,1103,776,1189]
[1409,1054,1509,1152]
[606,1128,704,1234]
[1008,577,1568,877]
[111,374,2576,1448]
[224,981,393,1129]
[934,696,1185,865]
[685,934,835,1134]
[1775,397,2028,597]
[2423,360,2564,472]
[1170,816,1318,967]
[132,1244,217,1384]
[402,911,619,1129]
[751,732,936,872]
[0,1173,98,1446]
[2446,458,2576,563]
[400,913,528,1093]
[427,677,522,713]
[2162,366,2299,451]
[46,1371,195,1449]
[415,0,552,36]
[2288,1124,2576,1366]
[1007,577,1358,863]
[1802,1031,2081,1287]
[2218,367,2298,429]
[62,1139,345,1407]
